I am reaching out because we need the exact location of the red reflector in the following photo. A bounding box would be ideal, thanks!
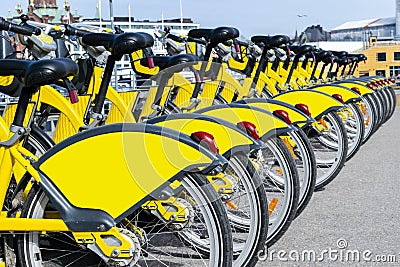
[147,57,155,69]
[190,131,219,154]
[273,110,292,125]
[352,87,361,95]
[237,121,260,140]
[294,103,311,116]
[235,43,240,53]
[332,94,344,103]
[366,83,374,89]
[69,90,79,104]
[390,78,396,83]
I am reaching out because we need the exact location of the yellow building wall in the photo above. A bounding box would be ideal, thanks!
[356,43,400,77]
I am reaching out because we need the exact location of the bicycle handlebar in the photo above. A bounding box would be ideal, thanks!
[63,24,91,37]
[0,18,41,36]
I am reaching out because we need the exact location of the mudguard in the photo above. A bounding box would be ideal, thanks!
[310,84,362,104]
[235,98,315,128]
[272,90,345,120]
[36,123,224,232]
[32,85,82,132]
[0,117,8,141]
[147,113,261,158]
[195,103,294,140]
[333,81,374,96]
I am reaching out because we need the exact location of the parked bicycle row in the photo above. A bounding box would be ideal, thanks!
[0,16,396,266]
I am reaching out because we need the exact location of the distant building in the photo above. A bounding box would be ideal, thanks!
[331,18,396,41]
[298,25,330,43]
[6,0,81,24]
[355,39,400,77]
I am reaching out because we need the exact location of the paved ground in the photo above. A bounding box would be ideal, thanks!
[257,108,400,266]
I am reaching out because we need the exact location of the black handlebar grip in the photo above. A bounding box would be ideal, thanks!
[186,36,207,45]
[167,33,185,43]
[0,19,40,36]
[64,24,91,37]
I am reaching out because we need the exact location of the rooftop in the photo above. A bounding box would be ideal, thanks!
[332,17,395,31]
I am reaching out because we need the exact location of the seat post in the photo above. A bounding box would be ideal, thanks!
[92,55,119,114]
[12,88,34,127]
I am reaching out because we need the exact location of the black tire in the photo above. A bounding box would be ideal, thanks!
[385,86,397,121]
[307,111,348,190]
[361,95,377,144]
[381,87,395,123]
[229,153,268,267]
[344,103,365,161]
[255,137,299,247]
[372,91,385,129]
[23,126,55,155]
[17,174,234,267]
[365,93,381,135]
[287,129,316,218]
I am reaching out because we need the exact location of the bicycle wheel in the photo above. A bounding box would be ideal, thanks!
[22,126,55,156]
[343,102,364,161]
[360,95,376,144]
[17,173,233,267]
[385,86,397,121]
[378,89,391,123]
[381,87,395,124]
[251,137,299,246]
[307,111,348,189]
[371,91,384,129]
[282,129,316,217]
[210,154,268,267]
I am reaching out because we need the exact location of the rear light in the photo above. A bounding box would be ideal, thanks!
[372,81,379,87]
[69,90,79,104]
[190,131,219,154]
[295,103,311,116]
[390,78,396,83]
[235,43,240,53]
[273,110,292,124]
[237,121,260,140]
[332,94,344,103]
[147,57,155,68]
[366,83,374,89]
[351,87,361,95]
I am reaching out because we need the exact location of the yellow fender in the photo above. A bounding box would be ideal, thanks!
[196,104,291,139]
[237,98,314,127]
[310,85,361,103]
[332,81,373,96]
[0,117,7,141]
[37,123,221,230]
[147,113,255,156]
[33,85,82,132]
[273,90,344,119]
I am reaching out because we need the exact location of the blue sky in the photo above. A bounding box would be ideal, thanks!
[2,0,396,37]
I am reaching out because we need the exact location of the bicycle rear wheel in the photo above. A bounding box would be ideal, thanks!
[252,137,299,246]
[343,103,364,161]
[17,173,233,267]
[307,111,348,189]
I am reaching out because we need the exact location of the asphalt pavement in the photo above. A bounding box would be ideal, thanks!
[257,108,400,266]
